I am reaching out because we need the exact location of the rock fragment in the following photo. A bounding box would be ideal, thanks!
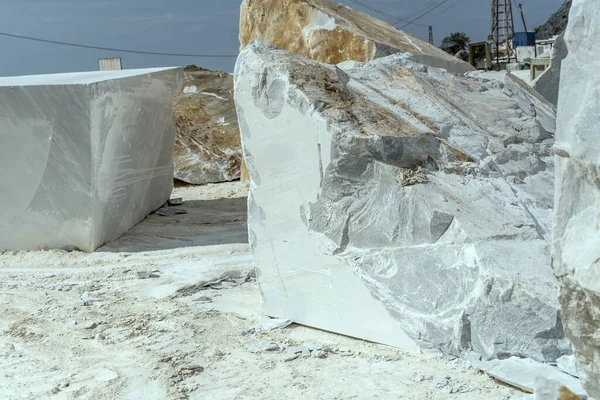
[173,66,242,184]
[239,0,474,74]
[247,342,282,353]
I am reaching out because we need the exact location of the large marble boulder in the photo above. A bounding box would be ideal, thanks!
[174,66,243,184]
[0,68,182,252]
[239,0,474,75]
[553,0,600,397]
[235,40,570,369]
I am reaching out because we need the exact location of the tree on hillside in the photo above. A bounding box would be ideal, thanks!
[440,32,470,61]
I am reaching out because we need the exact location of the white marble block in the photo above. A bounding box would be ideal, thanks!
[0,68,183,252]
[553,0,600,397]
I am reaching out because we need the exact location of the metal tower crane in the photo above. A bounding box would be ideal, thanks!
[490,0,516,67]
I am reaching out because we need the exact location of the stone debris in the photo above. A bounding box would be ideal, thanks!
[179,365,204,376]
[428,377,475,394]
[466,355,585,396]
[83,322,98,330]
[235,40,568,389]
[412,373,433,383]
[282,344,335,361]
[137,270,161,280]
[168,198,183,206]
[173,65,242,185]
[239,0,474,74]
[284,353,300,362]
[0,68,182,252]
[289,346,311,356]
[556,355,578,378]
[242,317,293,336]
[191,296,214,304]
[174,270,256,297]
[154,207,188,217]
[74,292,100,307]
[311,350,327,359]
[247,341,282,353]
[534,378,582,400]
[552,0,600,397]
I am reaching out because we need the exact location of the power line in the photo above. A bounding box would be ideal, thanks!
[433,0,466,18]
[399,0,454,30]
[0,32,238,58]
[343,0,429,28]
[345,0,395,19]
[391,1,439,26]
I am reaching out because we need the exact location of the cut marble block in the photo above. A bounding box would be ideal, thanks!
[553,0,600,397]
[0,67,182,252]
[235,41,570,363]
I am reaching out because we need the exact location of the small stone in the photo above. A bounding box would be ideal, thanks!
[74,298,92,307]
[311,350,327,358]
[84,322,98,330]
[306,343,325,352]
[180,365,204,375]
[289,346,311,356]
[247,342,281,353]
[137,270,160,279]
[192,296,213,303]
[431,378,450,390]
[284,354,300,362]
[556,355,579,378]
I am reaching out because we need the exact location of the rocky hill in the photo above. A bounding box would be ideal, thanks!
[535,0,572,39]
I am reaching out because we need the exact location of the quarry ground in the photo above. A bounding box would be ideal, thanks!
[0,181,519,400]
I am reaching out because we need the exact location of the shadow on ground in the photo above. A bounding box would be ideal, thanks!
[98,196,248,253]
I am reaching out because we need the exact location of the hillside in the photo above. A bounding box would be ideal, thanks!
[535,0,572,39]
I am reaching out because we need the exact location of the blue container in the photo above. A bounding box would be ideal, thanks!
[514,31,536,47]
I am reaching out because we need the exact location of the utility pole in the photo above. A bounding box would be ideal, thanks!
[490,0,516,68]
[518,3,528,33]
[428,26,434,45]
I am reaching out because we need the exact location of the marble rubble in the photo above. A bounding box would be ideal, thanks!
[553,0,600,397]
[174,65,243,185]
[239,0,474,75]
[0,67,182,252]
[234,40,580,387]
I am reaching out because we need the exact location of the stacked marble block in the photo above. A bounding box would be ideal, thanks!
[0,67,182,252]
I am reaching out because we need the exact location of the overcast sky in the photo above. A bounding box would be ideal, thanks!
[0,0,564,76]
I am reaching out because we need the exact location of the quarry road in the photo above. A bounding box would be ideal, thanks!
[0,182,519,400]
